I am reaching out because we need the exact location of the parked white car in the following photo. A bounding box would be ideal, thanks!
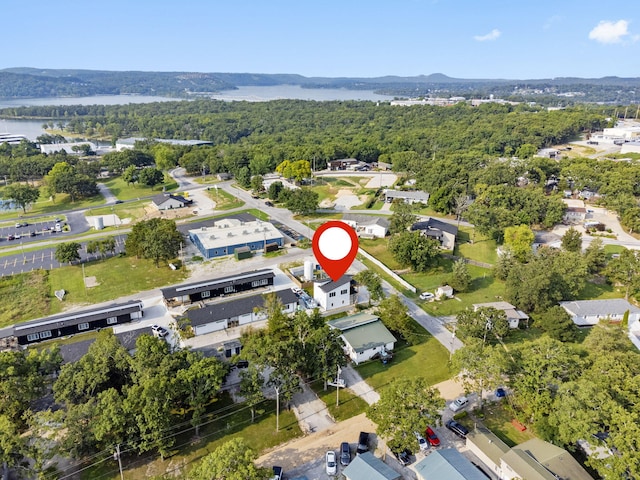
[449,396,469,412]
[325,450,337,475]
[419,292,435,301]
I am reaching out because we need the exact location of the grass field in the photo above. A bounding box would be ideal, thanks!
[356,324,455,392]
[206,188,245,210]
[0,188,105,220]
[46,256,188,313]
[455,227,498,265]
[406,262,506,316]
[101,175,177,201]
[85,199,148,222]
[310,379,368,422]
[0,270,51,326]
[359,238,403,270]
[82,393,301,479]
[479,401,536,446]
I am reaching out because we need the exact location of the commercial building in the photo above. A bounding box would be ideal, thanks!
[189,218,284,259]
[161,269,275,306]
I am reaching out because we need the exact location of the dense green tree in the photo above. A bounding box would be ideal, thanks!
[503,224,535,262]
[506,248,586,312]
[268,181,284,200]
[44,161,98,202]
[122,164,139,185]
[456,307,510,344]
[276,159,311,182]
[3,183,39,213]
[583,238,606,274]
[367,378,444,453]
[151,143,179,171]
[54,242,81,264]
[388,201,417,234]
[354,270,384,305]
[377,295,417,344]
[508,337,582,432]
[561,226,582,253]
[388,231,440,272]
[250,174,264,193]
[452,338,507,409]
[449,258,472,292]
[138,167,164,189]
[284,188,319,215]
[239,366,266,423]
[103,149,154,175]
[188,438,269,480]
[604,248,640,299]
[534,306,579,342]
[126,218,183,267]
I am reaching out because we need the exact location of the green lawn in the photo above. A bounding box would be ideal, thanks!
[455,227,498,265]
[47,256,188,314]
[0,189,105,220]
[206,188,245,210]
[101,174,177,201]
[478,402,536,447]
[406,262,506,316]
[82,393,302,479]
[310,379,368,422]
[0,270,51,326]
[356,325,455,392]
[85,199,149,222]
[359,238,403,270]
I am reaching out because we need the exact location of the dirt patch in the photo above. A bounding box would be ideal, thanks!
[84,276,99,288]
[256,413,377,473]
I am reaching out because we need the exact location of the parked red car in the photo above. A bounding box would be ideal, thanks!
[425,426,440,447]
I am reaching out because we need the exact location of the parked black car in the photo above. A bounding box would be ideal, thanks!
[340,441,351,466]
[356,431,369,454]
[394,449,412,466]
[446,419,469,438]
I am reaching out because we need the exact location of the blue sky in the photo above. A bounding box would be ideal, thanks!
[2,0,639,79]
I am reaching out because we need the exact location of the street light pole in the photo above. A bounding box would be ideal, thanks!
[274,385,280,432]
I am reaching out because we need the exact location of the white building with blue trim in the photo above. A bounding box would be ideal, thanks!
[189,218,284,259]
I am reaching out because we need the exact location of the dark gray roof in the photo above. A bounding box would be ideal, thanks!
[12,300,144,337]
[411,217,458,236]
[414,448,487,479]
[0,327,14,339]
[59,339,95,364]
[152,193,191,207]
[187,289,298,327]
[161,269,274,299]
[316,275,353,293]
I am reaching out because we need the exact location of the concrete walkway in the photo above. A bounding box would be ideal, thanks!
[340,364,380,405]
[290,382,335,435]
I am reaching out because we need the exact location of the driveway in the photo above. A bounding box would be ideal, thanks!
[290,382,336,435]
[340,364,380,405]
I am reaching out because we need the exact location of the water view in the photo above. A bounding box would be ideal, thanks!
[0,86,393,139]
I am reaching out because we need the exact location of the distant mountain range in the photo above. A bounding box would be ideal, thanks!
[1,67,640,103]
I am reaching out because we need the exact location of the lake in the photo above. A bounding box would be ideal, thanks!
[0,86,394,139]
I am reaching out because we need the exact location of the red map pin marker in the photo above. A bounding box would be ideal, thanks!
[312,221,359,281]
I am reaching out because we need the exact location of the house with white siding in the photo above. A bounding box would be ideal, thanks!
[328,313,396,365]
[559,299,640,327]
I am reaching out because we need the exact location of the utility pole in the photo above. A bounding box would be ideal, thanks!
[336,365,342,407]
[114,444,124,480]
[274,385,280,432]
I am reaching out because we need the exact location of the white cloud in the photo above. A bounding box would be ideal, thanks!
[473,29,501,42]
[588,20,630,44]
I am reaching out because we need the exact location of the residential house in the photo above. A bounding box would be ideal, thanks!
[473,301,529,329]
[563,207,586,224]
[436,285,454,299]
[327,158,359,171]
[186,289,299,335]
[413,448,489,480]
[161,269,275,306]
[188,218,284,259]
[467,430,592,480]
[342,214,390,239]
[559,299,640,327]
[411,218,458,250]
[0,300,143,348]
[342,452,401,480]
[384,189,430,204]
[152,193,193,210]
[535,148,561,159]
[327,313,396,365]
[313,275,356,311]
